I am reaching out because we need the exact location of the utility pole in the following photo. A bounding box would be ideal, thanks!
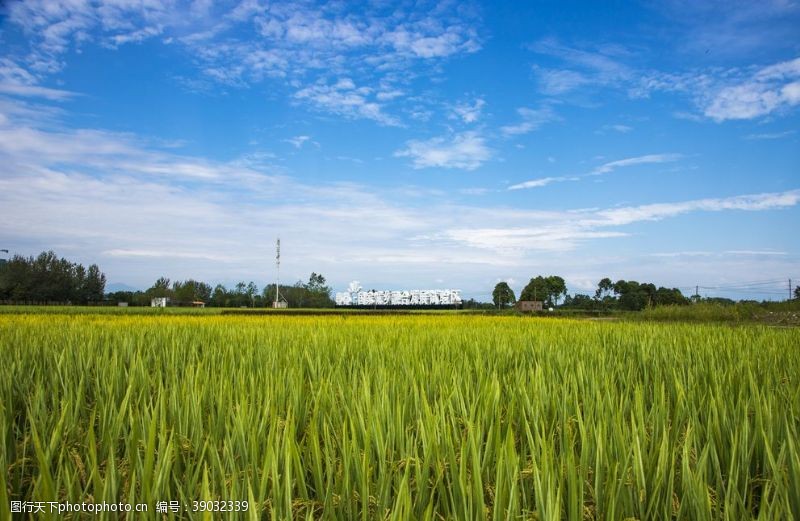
[790,278,793,301]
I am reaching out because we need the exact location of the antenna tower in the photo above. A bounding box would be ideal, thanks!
[273,238,287,308]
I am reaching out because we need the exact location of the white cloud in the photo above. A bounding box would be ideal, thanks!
[600,124,632,133]
[3,1,481,126]
[294,78,399,126]
[744,130,796,140]
[104,249,236,262]
[285,135,311,148]
[501,106,559,136]
[0,58,76,100]
[508,154,681,191]
[636,57,800,122]
[395,131,491,170]
[704,58,800,120]
[535,68,590,95]
[508,176,577,190]
[444,190,800,253]
[0,97,796,299]
[530,35,800,123]
[445,227,628,252]
[725,250,787,256]
[531,38,632,95]
[590,153,682,175]
[584,190,800,227]
[451,98,485,123]
[653,0,800,58]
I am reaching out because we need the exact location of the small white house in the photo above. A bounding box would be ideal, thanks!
[151,297,170,308]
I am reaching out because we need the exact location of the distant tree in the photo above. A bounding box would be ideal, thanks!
[211,284,229,307]
[172,279,212,303]
[147,277,172,299]
[462,298,495,310]
[84,264,106,302]
[73,264,87,302]
[546,276,567,306]
[613,280,647,311]
[653,287,690,306]
[795,286,800,300]
[246,281,258,307]
[562,293,598,310]
[304,273,333,308]
[0,251,107,304]
[520,275,566,307]
[492,282,516,309]
[595,277,613,300]
[520,276,547,303]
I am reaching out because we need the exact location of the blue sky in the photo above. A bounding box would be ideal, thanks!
[0,0,798,301]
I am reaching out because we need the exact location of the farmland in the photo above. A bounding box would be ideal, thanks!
[2,312,799,519]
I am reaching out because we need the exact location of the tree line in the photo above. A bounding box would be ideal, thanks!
[0,251,106,304]
[107,272,334,308]
[0,250,335,307]
[493,275,690,311]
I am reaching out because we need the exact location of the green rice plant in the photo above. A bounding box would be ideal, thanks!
[1,313,798,519]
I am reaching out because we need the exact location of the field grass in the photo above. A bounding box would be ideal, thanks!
[2,312,799,519]
[638,301,800,326]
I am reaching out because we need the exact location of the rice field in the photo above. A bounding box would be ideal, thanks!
[2,312,799,520]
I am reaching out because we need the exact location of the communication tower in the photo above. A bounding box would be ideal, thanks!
[272,238,288,308]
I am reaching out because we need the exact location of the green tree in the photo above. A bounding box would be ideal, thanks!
[302,273,333,308]
[147,277,172,299]
[172,279,212,303]
[492,282,516,309]
[84,264,106,302]
[595,278,613,300]
[211,284,229,307]
[246,281,258,307]
[520,276,547,303]
[561,293,599,310]
[520,275,566,307]
[0,251,106,304]
[613,280,650,311]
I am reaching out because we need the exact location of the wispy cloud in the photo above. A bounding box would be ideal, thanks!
[508,154,681,191]
[725,250,787,256]
[395,131,491,170]
[650,250,787,257]
[285,135,312,149]
[3,1,482,126]
[652,0,800,57]
[501,105,559,136]
[589,153,682,175]
[451,98,485,123]
[294,78,400,126]
[703,57,800,121]
[599,123,632,133]
[531,38,632,95]
[585,190,800,227]
[744,130,796,140]
[529,35,800,123]
[508,176,577,190]
[0,58,76,100]
[444,190,800,252]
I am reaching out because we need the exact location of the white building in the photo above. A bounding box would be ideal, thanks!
[151,297,170,308]
[336,281,461,306]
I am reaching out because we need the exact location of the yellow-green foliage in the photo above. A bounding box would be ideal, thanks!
[2,314,799,520]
